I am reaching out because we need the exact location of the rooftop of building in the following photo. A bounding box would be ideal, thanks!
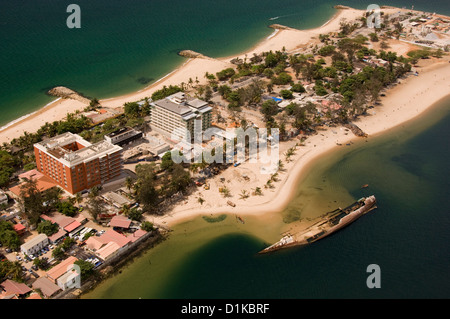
[105,126,141,139]
[109,215,132,229]
[46,256,78,281]
[151,92,212,120]
[32,277,61,297]
[34,132,122,167]
[0,279,31,296]
[20,233,48,250]
[9,172,58,197]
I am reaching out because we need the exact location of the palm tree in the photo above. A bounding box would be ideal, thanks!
[75,192,83,208]
[277,160,285,172]
[239,190,249,200]
[252,187,263,196]
[270,173,279,182]
[88,185,100,199]
[6,261,24,282]
[265,179,274,189]
[189,163,200,175]
[121,204,130,216]
[125,176,134,195]
[221,186,231,198]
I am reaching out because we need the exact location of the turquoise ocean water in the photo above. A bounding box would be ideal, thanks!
[1,0,449,127]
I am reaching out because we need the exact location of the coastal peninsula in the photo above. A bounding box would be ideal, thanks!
[0,4,449,299]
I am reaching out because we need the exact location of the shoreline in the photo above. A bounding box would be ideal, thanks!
[0,6,361,144]
[151,59,450,229]
[1,5,449,231]
[0,98,61,132]
[216,8,346,62]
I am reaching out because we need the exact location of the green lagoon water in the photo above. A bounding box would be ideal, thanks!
[85,97,450,299]
[2,0,450,299]
[1,0,449,127]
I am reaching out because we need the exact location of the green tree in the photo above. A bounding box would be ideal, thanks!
[216,68,236,81]
[151,85,183,101]
[291,83,306,93]
[261,99,279,122]
[271,72,292,85]
[318,45,336,56]
[37,220,59,236]
[280,90,293,99]
[0,150,15,187]
[18,178,45,227]
[33,257,48,270]
[0,260,24,282]
[369,32,379,42]
[160,152,175,171]
[86,197,106,222]
[125,176,134,195]
[52,246,65,260]
[56,201,78,217]
[168,164,192,194]
[124,102,140,118]
[135,164,160,214]
[141,221,155,232]
[128,207,143,221]
[74,259,95,279]
[0,221,21,250]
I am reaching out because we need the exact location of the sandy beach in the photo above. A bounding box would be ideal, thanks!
[1,5,449,232]
[151,58,450,229]
[0,7,368,145]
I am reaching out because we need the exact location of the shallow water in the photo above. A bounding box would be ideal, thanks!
[84,95,450,299]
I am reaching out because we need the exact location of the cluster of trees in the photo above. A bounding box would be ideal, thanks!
[132,159,191,215]
[124,99,151,119]
[218,79,266,110]
[52,237,76,260]
[151,85,182,101]
[17,180,63,226]
[36,220,59,236]
[0,220,21,250]
[56,201,78,217]
[216,68,236,81]
[0,150,16,187]
[0,260,23,282]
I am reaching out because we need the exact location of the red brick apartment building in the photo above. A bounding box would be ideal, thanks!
[34,132,123,194]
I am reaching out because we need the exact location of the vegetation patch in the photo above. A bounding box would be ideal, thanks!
[202,214,228,223]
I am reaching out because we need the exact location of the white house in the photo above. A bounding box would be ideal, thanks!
[20,234,49,256]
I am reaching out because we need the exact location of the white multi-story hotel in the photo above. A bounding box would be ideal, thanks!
[149,92,212,140]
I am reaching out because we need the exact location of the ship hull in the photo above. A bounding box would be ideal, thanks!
[260,195,377,253]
